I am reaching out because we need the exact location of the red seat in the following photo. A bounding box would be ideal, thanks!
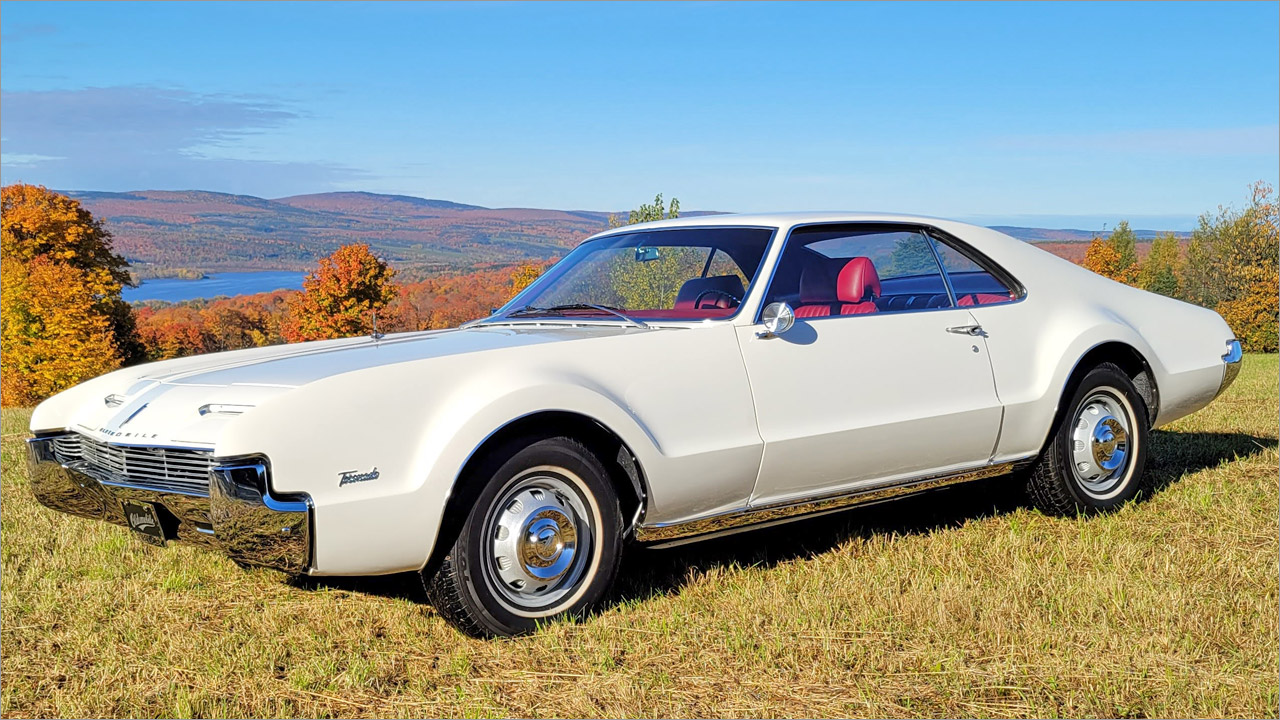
[794,257,882,317]
[794,260,840,317]
[957,292,1014,307]
[835,257,880,315]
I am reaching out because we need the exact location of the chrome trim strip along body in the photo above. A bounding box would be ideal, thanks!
[635,462,1018,547]
[1219,338,1243,396]
[27,434,311,574]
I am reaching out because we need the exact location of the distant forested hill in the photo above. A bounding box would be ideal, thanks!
[63,190,1187,276]
[65,190,619,276]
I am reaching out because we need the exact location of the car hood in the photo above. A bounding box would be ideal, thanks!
[34,323,638,449]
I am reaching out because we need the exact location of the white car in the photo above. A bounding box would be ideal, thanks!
[27,212,1242,637]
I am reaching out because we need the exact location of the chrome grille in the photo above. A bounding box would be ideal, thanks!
[52,433,213,496]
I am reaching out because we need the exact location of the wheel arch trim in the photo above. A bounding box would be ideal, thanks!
[1041,338,1160,456]
[415,388,661,575]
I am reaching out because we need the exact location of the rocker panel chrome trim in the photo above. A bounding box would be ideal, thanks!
[635,461,1019,547]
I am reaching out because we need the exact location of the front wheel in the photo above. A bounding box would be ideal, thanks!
[422,437,623,637]
[1026,362,1150,515]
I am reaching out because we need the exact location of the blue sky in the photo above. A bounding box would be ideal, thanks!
[2,2,1277,230]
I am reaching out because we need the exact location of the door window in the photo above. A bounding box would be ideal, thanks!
[764,225,952,317]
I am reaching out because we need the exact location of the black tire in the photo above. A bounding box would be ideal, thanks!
[1026,362,1150,516]
[422,436,623,638]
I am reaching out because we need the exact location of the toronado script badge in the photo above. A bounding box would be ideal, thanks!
[338,467,380,487]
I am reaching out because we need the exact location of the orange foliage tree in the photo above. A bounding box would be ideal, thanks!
[282,244,398,342]
[1081,237,1125,281]
[393,265,529,330]
[509,261,548,296]
[1,184,140,405]
[132,290,292,361]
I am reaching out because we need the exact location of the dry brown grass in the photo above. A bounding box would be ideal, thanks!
[2,356,1277,718]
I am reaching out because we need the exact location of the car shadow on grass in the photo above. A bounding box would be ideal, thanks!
[608,428,1276,609]
[286,429,1276,617]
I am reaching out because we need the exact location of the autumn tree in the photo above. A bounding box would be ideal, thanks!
[1,184,140,405]
[282,243,398,342]
[1205,182,1279,351]
[134,305,212,361]
[510,262,547,296]
[599,193,700,308]
[392,265,527,330]
[1137,232,1182,298]
[1081,237,1125,281]
[1093,221,1140,284]
[608,193,680,229]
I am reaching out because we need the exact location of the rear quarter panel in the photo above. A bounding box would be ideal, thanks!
[939,223,1233,461]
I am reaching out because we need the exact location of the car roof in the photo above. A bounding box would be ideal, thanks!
[588,211,980,238]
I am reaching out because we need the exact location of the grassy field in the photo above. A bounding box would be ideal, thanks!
[2,356,1277,718]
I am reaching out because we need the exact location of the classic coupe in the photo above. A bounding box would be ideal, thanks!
[27,212,1242,637]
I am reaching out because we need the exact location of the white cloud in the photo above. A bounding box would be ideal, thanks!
[0,86,363,194]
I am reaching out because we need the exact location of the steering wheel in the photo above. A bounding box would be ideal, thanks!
[693,289,741,309]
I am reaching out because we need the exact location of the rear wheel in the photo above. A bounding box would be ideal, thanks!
[1026,363,1149,515]
[422,436,623,637]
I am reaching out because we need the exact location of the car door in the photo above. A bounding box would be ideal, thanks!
[735,223,1004,505]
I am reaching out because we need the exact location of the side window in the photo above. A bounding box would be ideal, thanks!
[930,237,1018,306]
[765,226,952,318]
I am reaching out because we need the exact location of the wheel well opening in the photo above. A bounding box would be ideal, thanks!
[1066,342,1159,424]
[423,411,648,577]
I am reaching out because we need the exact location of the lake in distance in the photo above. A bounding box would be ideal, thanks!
[123,271,307,303]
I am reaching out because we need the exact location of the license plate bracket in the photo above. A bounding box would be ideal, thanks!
[121,500,166,546]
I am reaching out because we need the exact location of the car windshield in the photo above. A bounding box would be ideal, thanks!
[498,227,774,321]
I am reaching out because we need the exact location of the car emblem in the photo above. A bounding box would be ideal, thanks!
[338,467,380,487]
[126,509,157,531]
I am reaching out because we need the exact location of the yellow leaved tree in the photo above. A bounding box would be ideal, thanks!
[1,184,140,405]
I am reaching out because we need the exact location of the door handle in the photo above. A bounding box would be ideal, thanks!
[946,324,985,336]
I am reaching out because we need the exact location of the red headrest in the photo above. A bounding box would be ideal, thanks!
[837,257,881,303]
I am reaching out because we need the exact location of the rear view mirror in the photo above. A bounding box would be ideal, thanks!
[635,246,661,262]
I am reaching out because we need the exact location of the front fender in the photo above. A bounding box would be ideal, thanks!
[215,325,761,575]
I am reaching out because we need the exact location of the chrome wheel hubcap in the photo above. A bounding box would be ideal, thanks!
[483,473,592,611]
[1070,390,1133,497]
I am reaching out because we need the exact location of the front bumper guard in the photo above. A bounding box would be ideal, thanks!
[26,436,311,574]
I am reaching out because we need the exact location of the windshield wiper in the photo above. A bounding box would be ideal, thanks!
[507,303,649,329]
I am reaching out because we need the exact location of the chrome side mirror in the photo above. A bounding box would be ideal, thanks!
[757,301,795,338]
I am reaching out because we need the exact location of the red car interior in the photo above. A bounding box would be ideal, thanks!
[674,275,747,310]
[789,255,1018,317]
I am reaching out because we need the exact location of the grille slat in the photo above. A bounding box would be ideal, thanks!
[53,433,213,496]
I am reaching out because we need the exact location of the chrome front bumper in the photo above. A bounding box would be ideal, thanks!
[26,435,312,574]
